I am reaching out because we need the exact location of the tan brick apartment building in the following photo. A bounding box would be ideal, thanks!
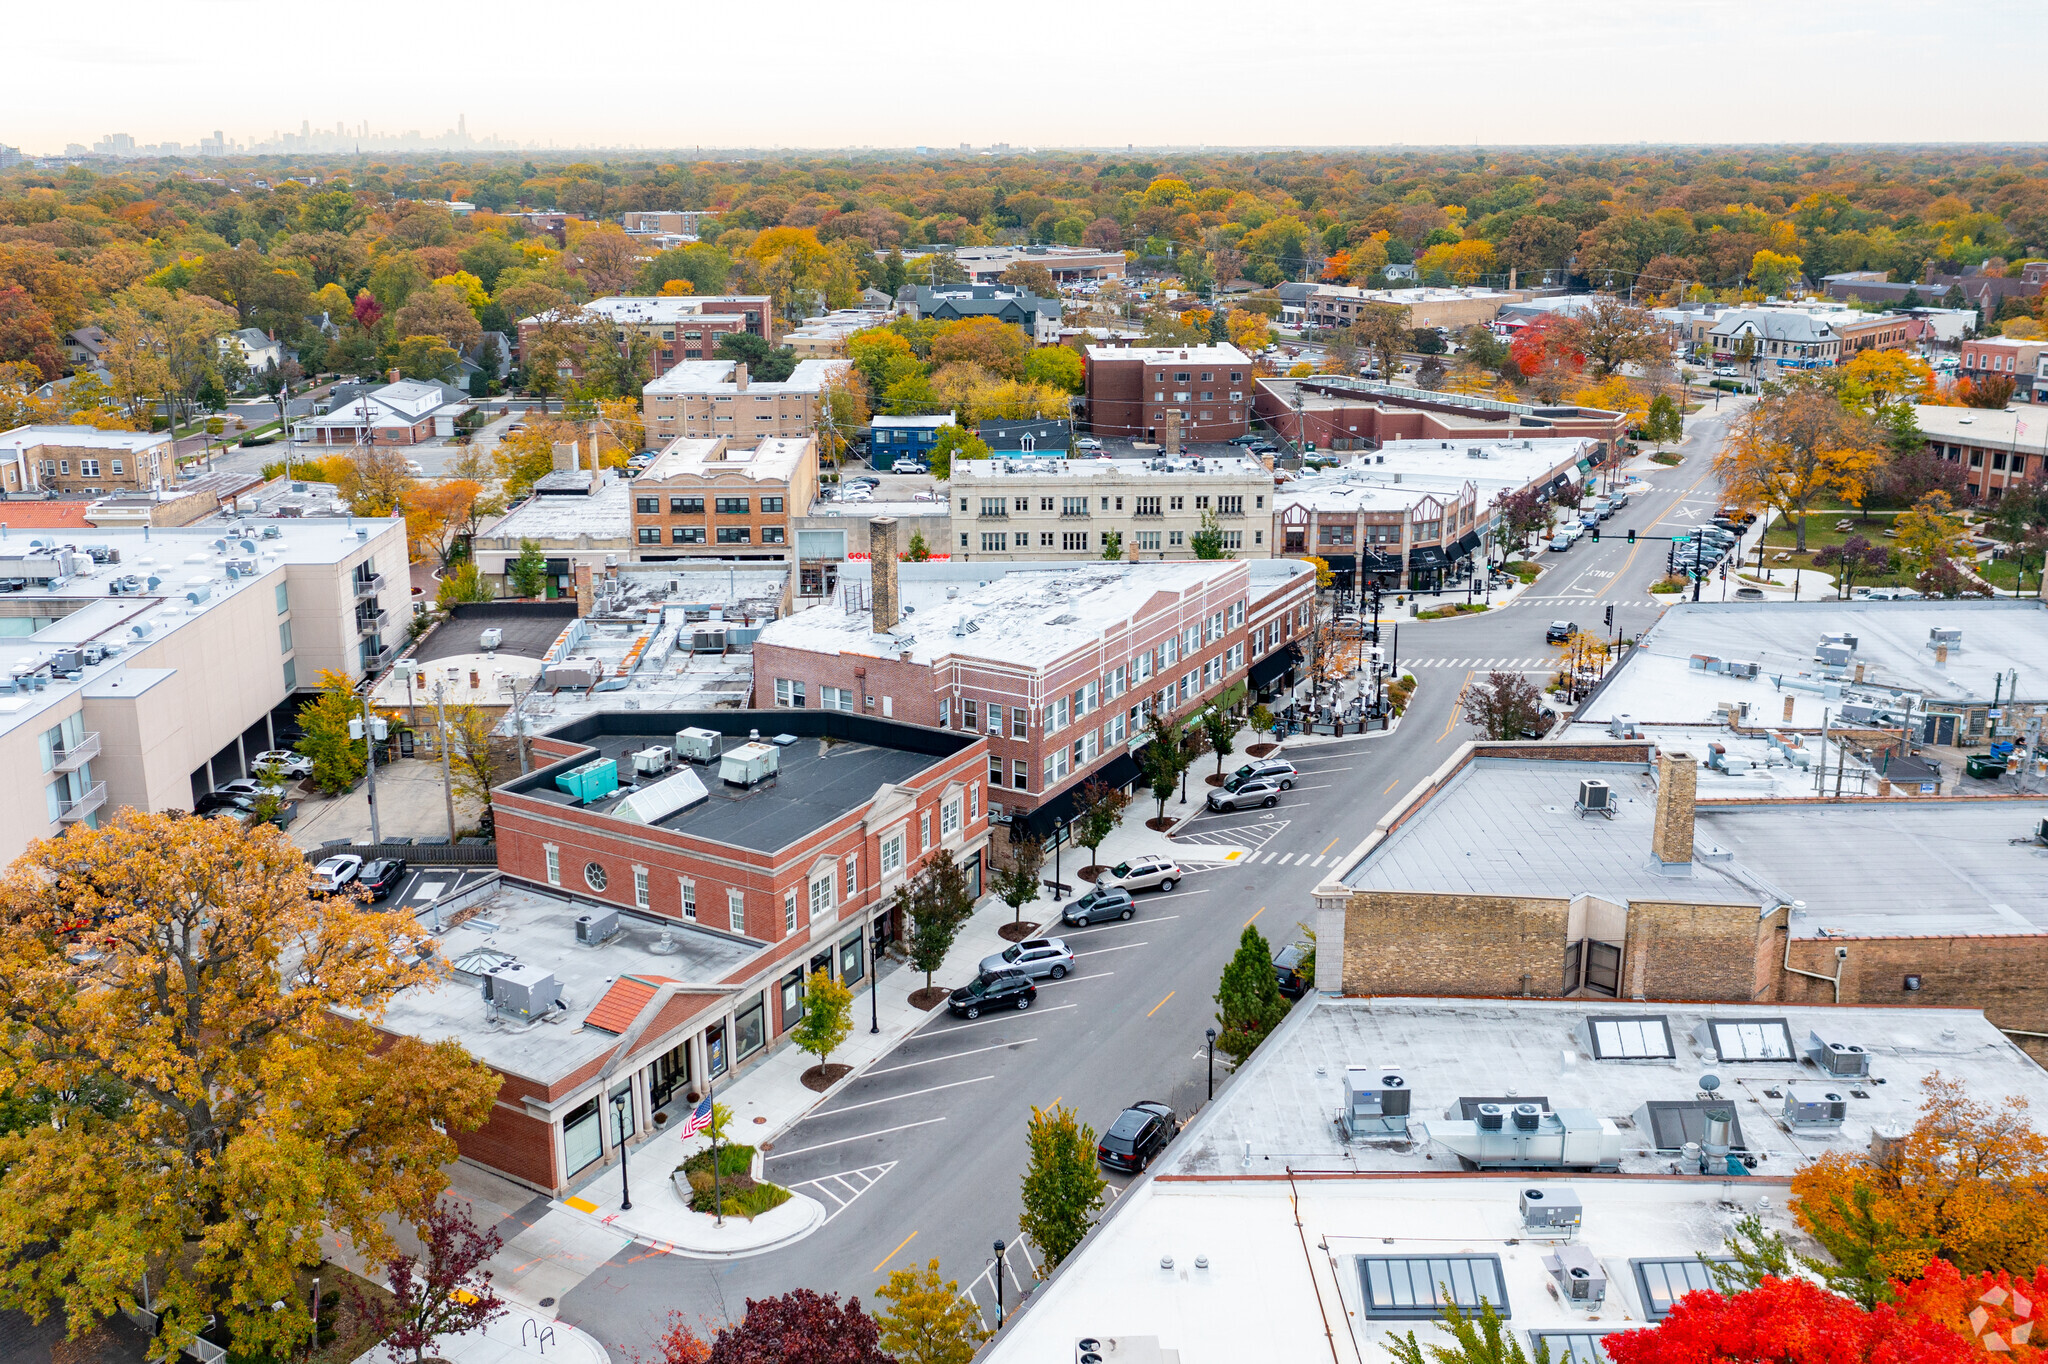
[1833,311,1914,358]
[1085,344,1252,443]
[640,359,851,445]
[386,707,989,1193]
[517,295,773,383]
[0,424,175,494]
[947,454,1277,561]
[629,435,818,562]
[1311,741,2048,1063]
[1305,285,1523,333]
[752,530,1317,832]
[1912,403,2048,500]
[1253,377,1630,456]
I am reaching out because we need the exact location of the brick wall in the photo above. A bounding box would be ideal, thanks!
[1620,900,1762,1000]
[1342,891,1572,997]
[455,1098,560,1192]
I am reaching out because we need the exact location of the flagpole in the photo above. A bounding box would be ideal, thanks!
[708,1077,723,1229]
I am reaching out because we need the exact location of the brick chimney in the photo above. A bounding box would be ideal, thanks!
[387,367,400,385]
[573,563,594,616]
[732,363,749,392]
[870,516,899,632]
[1651,747,1697,868]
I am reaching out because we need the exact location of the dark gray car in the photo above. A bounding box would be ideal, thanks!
[1063,886,1135,927]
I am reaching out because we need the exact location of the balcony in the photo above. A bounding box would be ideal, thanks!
[352,573,386,601]
[977,510,1009,520]
[57,781,107,823]
[51,730,100,772]
[357,608,389,638]
[364,646,394,672]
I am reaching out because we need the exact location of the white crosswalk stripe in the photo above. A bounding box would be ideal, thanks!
[1312,855,1326,866]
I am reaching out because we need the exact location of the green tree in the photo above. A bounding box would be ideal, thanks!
[390,334,461,382]
[712,330,797,383]
[1703,1213,1798,1296]
[1645,392,1684,444]
[1022,344,1084,393]
[1386,1294,1542,1364]
[989,835,1046,928]
[925,423,991,480]
[1201,704,1236,778]
[1190,507,1230,559]
[1018,1103,1106,1273]
[296,668,367,794]
[1099,529,1124,560]
[874,1259,991,1364]
[1138,712,1187,822]
[1249,703,1275,737]
[437,562,493,607]
[1069,778,1130,870]
[905,530,933,562]
[509,538,549,598]
[1214,923,1289,1062]
[895,847,973,992]
[790,973,854,1076]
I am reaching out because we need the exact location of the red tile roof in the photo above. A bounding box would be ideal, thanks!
[0,503,97,529]
[583,973,679,1034]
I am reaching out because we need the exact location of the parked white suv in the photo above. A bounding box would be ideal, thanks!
[1227,758,1299,790]
[1094,858,1183,893]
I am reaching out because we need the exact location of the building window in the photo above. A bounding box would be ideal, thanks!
[821,685,853,712]
[1357,1256,1509,1320]
[673,526,706,543]
[990,755,1004,786]
[735,994,766,1058]
[845,854,859,899]
[761,496,784,513]
[785,888,798,933]
[1138,530,1160,550]
[775,677,806,707]
[282,658,297,691]
[680,877,696,918]
[671,495,704,513]
[715,496,750,514]
[634,866,650,909]
[637,496,660,514]
[920,810,932,850]
[728,888,746,933]
[881,833,905,876]
[1011,707,1027,739]
[278,620,294,654]
[1012,759,1029,791]
[716,527,752,543]
[638,527,661,544]
[1063,531,1088,551]
[111,460,123,476]
[80,459,99,478]
[584,862,608,892]
[545,846,560,886]
[981,533,1008,552]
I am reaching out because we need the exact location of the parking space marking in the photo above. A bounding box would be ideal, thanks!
[766,1117,946,1161]
[813,1075,992,1118]
[916,1003,1077,1037]
[787,1163,895,1227]
[1062,915,1179,936]
[1072,941,1149,958]
[1035,971,1115,987]
[867,1039,1037,1076]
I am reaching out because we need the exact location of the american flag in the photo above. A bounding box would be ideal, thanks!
[681,1095,713,1137]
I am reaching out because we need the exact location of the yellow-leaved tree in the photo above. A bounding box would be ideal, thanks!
[1714,381,1887,551]
[0,811,499,1358]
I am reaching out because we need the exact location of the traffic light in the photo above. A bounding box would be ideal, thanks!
[1590,526,1600,542]
[1604,604,1614,629]
[1627,528,1637,545]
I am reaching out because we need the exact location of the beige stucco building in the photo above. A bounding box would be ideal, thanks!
[640,359,851,445]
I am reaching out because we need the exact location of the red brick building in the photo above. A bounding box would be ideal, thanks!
[376,708,987,1194]
[1252,377,1630,456]
[1085,343,1253,443]
[517,296,774,382]
[750,518,1318,833]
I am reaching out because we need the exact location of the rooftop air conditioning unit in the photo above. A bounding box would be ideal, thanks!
[1807,1031,1871,1077]
[1608,714,1639,739]
[632,746,674,776]
[576,909,620,945]
[1783,1085,1848,1128]
[1342,1065,1411,1139]
[1521,1185,1584,1230]
[481,963,557,1021]
[1545,1244,1607,1302]
[1576,779,1612,816]
[676,728,722,763]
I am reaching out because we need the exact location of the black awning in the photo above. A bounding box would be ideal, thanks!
[1015,750,1144,839]
[1362,551,1401,572]
[1453,530,1482,558]
[1250,642,1301,689]
[1319,553,1357,571]
[1409,546,1448,568]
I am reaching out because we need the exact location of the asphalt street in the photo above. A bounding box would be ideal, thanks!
[545,406,1746,1350]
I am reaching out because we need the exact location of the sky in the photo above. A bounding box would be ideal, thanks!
[12,0,2044,154]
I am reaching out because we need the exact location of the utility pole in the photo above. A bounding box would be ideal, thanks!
[351,690,387,846]
[433,680,457,841]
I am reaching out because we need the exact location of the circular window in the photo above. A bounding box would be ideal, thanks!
[584,862,608,891]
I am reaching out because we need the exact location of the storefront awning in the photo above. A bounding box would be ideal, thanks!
[1409,546,1448,569]
[1453,530,1482,559]
[1249,642,1301,689]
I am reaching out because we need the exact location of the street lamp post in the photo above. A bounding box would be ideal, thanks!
[993,1240,1007,1328]
[1206,1027,1218,1098]
[432,680,457,842]
[868,905,882,1034]
[612,1094,633,1211]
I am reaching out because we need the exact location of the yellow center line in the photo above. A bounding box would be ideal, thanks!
[1244,906,1264,928]
[1597,439,1728,601]
[874,1230,918,1275]
[1437,672,1473,741]
[1320,837,1339,855]
[1382,778,1400,794]
[1147,990,1175,1017]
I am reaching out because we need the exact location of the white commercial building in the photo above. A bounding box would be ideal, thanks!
[947,455,1277,561]
[639,358,851,444]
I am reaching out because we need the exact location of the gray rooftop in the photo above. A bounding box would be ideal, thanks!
[374,881,760,1088]
[1339,755,2048,937]
[1167,995,2047,1176]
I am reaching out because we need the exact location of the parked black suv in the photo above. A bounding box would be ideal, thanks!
[357,857,409,901]
[946,969,1036,1019]
[1273,941,1313,999]
[1097,1101,1178,1173]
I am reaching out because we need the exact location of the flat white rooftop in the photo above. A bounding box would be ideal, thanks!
[952,456,1271,482]
[1084,343,1251,365]
[640,437,811,484]
[1579,600,2048,729]
[0,423,173,451]
[641,357,849,398]
[482,478,631,542]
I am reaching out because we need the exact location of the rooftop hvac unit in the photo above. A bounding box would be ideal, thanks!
[1817,644,1853,669]
[576,908,619,945]
[1342,1066,1411,1138]
[1429,1105,1623,1171]
[480,963,558,1021]
[1783,1085,1849,1128]
[555,757,619,804]
[720,741,780,787]
[1544,1244,1607,1302]
[1807,1030,1871,1077]
[1576,779,1613,818]
[676,727,721,763]
[632,746,674,776]
[2036,818,2048,846]
[1608,715,1640,739]
[1927,627,1963,651]
[1520,1185,1584,1230]
[1727,660,1761,679]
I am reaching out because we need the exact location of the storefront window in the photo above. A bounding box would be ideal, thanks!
[707,1022,728,1077]
[779,971,804,1032]
[562,1096,603,1175]
[650,1040,691,1110]
[735,995,767,1060]
[840,932,865,984]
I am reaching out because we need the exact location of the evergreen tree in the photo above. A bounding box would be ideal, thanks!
[1704,1213,1796,1295]
[1387,1295,1545,1364]
[509,538,549,598]
[1214,923,1289,1062]
[1190,507,1230,559]
[1018,1103,1106,1272]
[1099,529,1123,560]
[296,668,367,794]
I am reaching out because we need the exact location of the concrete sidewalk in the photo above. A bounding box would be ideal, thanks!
[351,1302,611,1364]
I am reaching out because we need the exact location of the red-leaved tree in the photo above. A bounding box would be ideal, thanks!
[706,1290,892,1364]
[353,289,385,331]
[1893,1256,2048,1361]
[635,1312,712,1364]
[359,1202,507,1363]
[1605,1275,1978,1364]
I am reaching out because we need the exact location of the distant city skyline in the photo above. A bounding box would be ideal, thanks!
[7,0,2044,154]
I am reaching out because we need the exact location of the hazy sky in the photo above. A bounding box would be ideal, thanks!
[14,0,2043,153]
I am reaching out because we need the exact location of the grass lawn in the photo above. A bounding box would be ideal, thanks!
[1417,602,1488,620]
[1754,510,1920,588]
[1977,556,2041,594]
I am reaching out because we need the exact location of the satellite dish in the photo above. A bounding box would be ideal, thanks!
[1699,1073,1722,1092]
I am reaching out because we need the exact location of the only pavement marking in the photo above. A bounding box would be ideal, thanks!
[1245,906,1264,928]
[814,1075,992,1118]
[867,1039,1036,1077]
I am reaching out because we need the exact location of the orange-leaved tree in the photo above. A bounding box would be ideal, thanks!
[1715,380,1888,551]
[1792,1075,2048,1304]
[0,811,499,1358]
